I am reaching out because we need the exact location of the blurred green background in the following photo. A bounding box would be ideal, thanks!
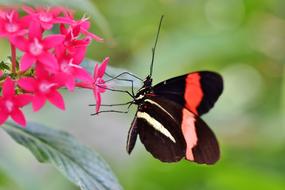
[0,0,285,189]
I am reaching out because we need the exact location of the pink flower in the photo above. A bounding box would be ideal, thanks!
[11,21,65,71]
[75,18,103,42]
[18,67,65,112]
[0,8,29,38]
[60,15,103,42]
[22,6,65,30]
[0,77,32,126]
[90,57,109,113]
[58,24,91,64]
[76,57,109,113]
[55,55,92,91]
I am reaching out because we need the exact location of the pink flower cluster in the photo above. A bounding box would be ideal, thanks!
[0,6,108,126]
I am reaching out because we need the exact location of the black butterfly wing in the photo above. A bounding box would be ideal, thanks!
[152,71,223,116]
[126,96,186,162]
[126,95,220,164]
[126,115,139,154]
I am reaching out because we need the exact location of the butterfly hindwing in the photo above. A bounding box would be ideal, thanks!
[153,71,223,115]
[181,108,220,164]
[128,96,220,164]
[126,115,139,154]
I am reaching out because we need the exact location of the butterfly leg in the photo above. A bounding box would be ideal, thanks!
[105,72,141,96]
[90,101,134,115]
[96,85,134,98]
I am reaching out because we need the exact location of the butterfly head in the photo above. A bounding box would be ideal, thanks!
[134,75,153,103]
[144,75,153,88]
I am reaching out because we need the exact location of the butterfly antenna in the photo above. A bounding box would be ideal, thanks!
[150,15,164,77]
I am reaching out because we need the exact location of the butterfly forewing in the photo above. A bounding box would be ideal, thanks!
[138,96,187,162]
[153,71,223,115]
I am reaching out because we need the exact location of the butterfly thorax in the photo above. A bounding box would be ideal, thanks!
[134,75,153,104]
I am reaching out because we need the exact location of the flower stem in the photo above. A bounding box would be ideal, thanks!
[281,63,285,139]
[10,43,16,74]
[76,82,92,89]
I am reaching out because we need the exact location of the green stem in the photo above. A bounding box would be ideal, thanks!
[10,43,16,74]
[281,63,285,139]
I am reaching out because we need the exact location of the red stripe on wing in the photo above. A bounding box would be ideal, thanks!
[181,108,198,161]
[184,73,203,115]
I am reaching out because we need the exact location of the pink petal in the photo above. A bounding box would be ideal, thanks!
[10,36,29,51]
[49,7,62,16]
[35,65,49,79]
[53,73,67,86]
[65,32,73,43]
[94,91,101,113]
[18,77,36,92]
[98,57,109,78]
[75,81,92,89]
[20,53,36,71]
[3,77,15,97]
[71,38,90,47]
[0,28,5,36]
[11,10,20,20]
[47,90,65,110]
[65,77,75,91]
[55,45,65,58]
[32,95,46,112]
[15,94,33,107]
[11,108,26,126]
[93,63,99,79]
[82,28,103,42]
[22,5,35,14]
[43,34,65,49]
[41,22,53,30]
[54,17,73,25]
[38,52,58,70]
[29,21,42,39]
[75,68,93,82]
[72,46,87,64]
[21,15,33,28]
[0,70,3,77]
[0,111,9,125]
[80,20,90,30]
[72,25,81,37]
[59,24,67,34]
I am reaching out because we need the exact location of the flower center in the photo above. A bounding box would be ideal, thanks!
[60,62,71,74]
[5,22,19,33]
[96,78,105,85]
[60,59,82,74]
[39,82,56,94]
[29,38,43,56]
[38,13,52,23]
[5,100,14,112]
[95,78,106,93]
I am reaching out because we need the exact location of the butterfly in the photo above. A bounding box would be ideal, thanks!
[125,16,223,164]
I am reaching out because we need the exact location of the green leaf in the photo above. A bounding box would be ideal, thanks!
[3,122,122,190]
[0,61,10,71]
